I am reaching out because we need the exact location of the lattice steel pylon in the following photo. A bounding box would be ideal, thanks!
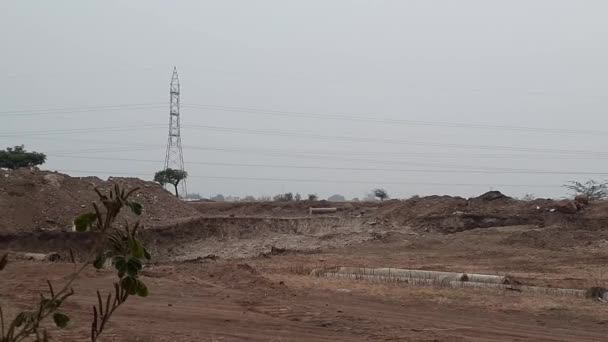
[163,67,187,198]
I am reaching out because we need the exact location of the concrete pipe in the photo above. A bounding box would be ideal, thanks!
[309,207,338,215]
[328,267,507,284]
[22,252,61,262]
[318,272,586,298]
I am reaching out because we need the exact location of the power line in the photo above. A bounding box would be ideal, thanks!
[48,154,608,176]
[0,124,165,137]
[184,145,608,161]
[6,134,608,167]
[51,151,532,172]
[0,103,165,117]
[46,146,164,154]
[183,103,608,136]
[182,124,608,156]
[52,169,562,189]
[14,135,608,161]
[181,146,556,172]
[7,123,608,156]
[2,101,605,136]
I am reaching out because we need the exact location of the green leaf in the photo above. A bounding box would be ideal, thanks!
[136,279,149,297]
[126,258,143,276]
[0,253,8,270]
[53,313,70,328]
[113,255,127,277]
[73,212,97,232]
[108,232,125,253]
[143,248,151,261]
[126,201,143,216]
[14,312,31,327]
[129,239,145,259]
[121,276,138,295]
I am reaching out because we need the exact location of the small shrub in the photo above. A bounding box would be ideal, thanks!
[522,193,535,201]
[273,193,294,202]
[327,194,346,202]
[563,180,608,201]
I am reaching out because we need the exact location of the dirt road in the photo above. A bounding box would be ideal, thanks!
[4,190,608,341]
[2,260,607,341]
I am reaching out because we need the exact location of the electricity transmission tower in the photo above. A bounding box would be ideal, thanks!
[163,67,187,198]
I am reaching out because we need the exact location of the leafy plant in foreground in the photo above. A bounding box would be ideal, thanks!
[0,184,150,342]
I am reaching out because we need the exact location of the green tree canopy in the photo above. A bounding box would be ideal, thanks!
[0,145,46,170]
[154,168,188,197]
[372,188,389,201]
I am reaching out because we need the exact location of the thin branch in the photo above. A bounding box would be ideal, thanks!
[1,305,5,339]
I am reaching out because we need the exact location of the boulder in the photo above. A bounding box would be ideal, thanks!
[475,191,509,201]
[574,195,589,206]
[554,199,578,214]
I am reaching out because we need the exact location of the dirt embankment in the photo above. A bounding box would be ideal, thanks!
[192,191,608,233]
[0,169,201,234]
[189,200,378,217]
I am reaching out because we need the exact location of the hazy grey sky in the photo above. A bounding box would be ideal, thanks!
[2,1,608,199]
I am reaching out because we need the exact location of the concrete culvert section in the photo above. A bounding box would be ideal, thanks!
[314,267,507,284]
[312,268,587,298]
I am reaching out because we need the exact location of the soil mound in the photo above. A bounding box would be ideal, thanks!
[473,190,510,201]
[0,169,200,233]
[187,192,608,234]
[371,193,608,233]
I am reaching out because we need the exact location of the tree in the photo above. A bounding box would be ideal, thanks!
[373,188,389,201]
[153,168,188,197]
[273,192,294,202]
[0,184,150,341]
[522,193,535,201]
[307,194,318,201]
[328,194,346,202]
[184,193,203,200]
[0,145,46,170]
[294,193,302,201]
[564,180,608,200]
[210,194,225,202]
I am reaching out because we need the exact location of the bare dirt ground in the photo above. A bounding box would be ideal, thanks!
[3,176,608,341]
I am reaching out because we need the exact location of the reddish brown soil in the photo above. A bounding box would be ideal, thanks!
[0,169,201,233]
[2,259,608,342]
[192,194,608,234]
[4,173,608,341]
